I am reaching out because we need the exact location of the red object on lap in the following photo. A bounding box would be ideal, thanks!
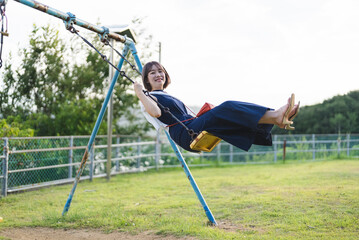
[197,103,215,117]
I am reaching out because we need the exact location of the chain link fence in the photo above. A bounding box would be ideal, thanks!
[1,133,359,197]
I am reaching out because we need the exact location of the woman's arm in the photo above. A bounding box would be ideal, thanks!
[134,82,162,118]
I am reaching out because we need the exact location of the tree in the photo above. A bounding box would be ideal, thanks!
[329,113,345,134]
[1,24,70,116]
[0,116,34,137]
[272,90,359,134]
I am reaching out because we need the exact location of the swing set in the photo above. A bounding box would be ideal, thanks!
[1,0,219,225]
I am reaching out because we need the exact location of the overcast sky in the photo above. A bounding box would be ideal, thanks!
[2,0,359,108]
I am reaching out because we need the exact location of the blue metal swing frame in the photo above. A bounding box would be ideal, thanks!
[10,0,217,226]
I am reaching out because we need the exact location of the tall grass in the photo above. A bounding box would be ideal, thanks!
[1,160,358,239]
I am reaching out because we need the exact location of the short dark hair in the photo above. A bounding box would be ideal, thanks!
[142,61,171,91]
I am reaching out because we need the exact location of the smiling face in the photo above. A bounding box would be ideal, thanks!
[147,65,166,91]
[142,61,171,92]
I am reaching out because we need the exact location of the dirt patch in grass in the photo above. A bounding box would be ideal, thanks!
[0,227,198,240]
[216,221,239,232]
[216,220,266,234]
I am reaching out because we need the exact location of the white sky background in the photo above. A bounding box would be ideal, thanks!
[2,0,359,108]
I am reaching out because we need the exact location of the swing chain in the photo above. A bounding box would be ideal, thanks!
[104,38,142,75]
[67,26,78,34]
[67,25,129,81]
[156,97,198,141]
[162,107,170,113]
[188,129,198,141]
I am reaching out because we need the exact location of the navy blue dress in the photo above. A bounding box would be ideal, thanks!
[151,91,273,152]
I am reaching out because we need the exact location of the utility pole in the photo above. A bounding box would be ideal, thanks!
[106,38,114,180]
[106,25,136,180]
[159,42,162,63]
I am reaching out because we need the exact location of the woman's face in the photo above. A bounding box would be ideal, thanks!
[147,65,166,91]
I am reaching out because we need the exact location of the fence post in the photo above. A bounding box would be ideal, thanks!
[283,139,287,163]
[229,144,233,163]
[216,143,221,165]
[155,131,161,170]
[106,131,112,180]
[89,144,95,181]
[312,134,316,160]
[137,136,141,169]
[337,135,341,158]
[115,136,120,172]
[347,133,350,157]
[68,136,73,179]
[273,135,277,163]
[2,138,9,197]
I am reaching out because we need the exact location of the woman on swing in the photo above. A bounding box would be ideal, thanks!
[134,61,300,153]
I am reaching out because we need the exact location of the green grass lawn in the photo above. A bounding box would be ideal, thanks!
[0,160,358,239]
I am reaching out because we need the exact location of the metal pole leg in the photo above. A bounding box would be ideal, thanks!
[164,131,217,226]
[62,45,130,216]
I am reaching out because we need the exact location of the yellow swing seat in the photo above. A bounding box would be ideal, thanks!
[190,131,222,152]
